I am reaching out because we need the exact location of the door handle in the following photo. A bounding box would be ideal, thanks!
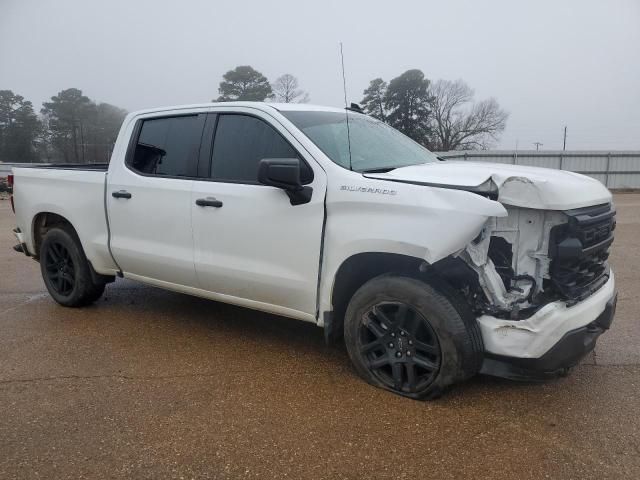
[112,190,132,199]
[195,197,223,208]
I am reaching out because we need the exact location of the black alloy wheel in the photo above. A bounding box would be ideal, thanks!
[44,241,76,296]
[39,225,107,307]
[344,275,484,399]
[358,301,441,393]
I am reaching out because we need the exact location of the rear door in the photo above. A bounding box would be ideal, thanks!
[107,112,206,287]
[191,109,327,319]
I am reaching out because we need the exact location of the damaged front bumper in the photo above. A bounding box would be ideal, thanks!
[478,271,617,380]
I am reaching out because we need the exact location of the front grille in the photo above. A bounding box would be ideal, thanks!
[549,203,615,302]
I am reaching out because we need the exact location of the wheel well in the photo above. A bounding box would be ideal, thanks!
[327,252,427,342]
[32,212,115,285]
[326,252,484,344]
[32,212,76,259]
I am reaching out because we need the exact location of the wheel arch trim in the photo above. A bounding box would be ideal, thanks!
[322,251,429,342]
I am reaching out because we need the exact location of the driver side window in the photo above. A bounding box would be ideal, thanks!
[210,114,313,184]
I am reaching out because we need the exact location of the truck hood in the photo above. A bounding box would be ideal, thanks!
[364,161,612,210]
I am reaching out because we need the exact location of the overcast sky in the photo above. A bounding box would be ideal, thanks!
[1,0,639,150]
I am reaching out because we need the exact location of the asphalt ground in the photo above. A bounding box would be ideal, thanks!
[1,194,639,479]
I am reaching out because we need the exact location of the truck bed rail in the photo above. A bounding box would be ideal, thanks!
[11,163,109,171]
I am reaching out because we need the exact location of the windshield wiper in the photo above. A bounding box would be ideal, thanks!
[360,166,399,173]
[361,159,439,173]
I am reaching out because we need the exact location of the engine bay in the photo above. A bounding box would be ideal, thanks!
[442,203,616,320]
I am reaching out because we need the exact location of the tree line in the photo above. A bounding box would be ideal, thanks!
[361,70,508,150]
[214,65,508,151]
[0,66,507,163]
[215,66,310,104]
[0,68,309,164]
[0,88,127,164]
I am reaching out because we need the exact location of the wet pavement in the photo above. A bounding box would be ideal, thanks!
[1,194,639,479]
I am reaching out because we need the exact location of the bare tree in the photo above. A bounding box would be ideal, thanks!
[429,79,508,151]
[272,74,309,103]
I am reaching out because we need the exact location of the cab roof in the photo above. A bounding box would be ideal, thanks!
[128,101,346,117]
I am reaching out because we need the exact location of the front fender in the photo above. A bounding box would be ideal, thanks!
[317,178,507,319]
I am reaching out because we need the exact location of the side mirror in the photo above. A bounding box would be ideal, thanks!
[258,158,313,205]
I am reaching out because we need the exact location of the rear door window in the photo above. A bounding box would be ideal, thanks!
[128,115,205,177]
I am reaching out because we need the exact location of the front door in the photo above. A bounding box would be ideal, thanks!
[191,111,326,319]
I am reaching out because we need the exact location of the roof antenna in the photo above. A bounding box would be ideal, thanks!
[340,42,353,171]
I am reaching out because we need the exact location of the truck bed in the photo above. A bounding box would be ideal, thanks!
[11,165,118,274]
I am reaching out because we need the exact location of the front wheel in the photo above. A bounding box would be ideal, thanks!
[344,275,483,399]
[40,226,106,307]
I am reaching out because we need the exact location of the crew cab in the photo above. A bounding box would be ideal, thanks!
[10,102,617,399]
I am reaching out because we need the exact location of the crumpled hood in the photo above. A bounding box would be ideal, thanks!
[364,160,612,210]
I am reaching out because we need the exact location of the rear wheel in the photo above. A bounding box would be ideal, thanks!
[40,226,106,307]
[344,275,483,399]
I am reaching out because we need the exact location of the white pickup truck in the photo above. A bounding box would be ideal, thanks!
[10,102,617,399]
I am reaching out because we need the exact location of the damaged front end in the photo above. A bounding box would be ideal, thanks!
[433,202,617,379]
[458,207,568,320]
[366,160,617,378]
[456,203,616,319]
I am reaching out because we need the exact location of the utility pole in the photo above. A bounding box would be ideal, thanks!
[533,142,543,151]
[80,121,85,163]
[563,126,567,151]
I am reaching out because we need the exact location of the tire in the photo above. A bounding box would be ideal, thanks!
[40,225,106,307]
[344,275,484,400]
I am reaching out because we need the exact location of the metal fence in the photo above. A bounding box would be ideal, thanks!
[437,150,640,189]
[0,163,15,178]
[2,151,640,188]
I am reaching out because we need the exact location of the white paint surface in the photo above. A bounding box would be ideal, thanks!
[366,160,612,210]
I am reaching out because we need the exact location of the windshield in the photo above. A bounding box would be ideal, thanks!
[282,110,439,172]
